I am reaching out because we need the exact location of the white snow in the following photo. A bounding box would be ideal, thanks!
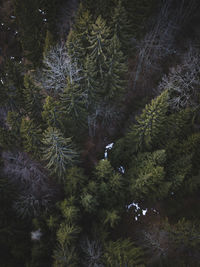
[128,202,140,210]
[142,209,148,216]
[118,166,125,173]
[104,143,114,159]
[31,229,42,241]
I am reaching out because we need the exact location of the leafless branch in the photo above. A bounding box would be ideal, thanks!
[37,43,82,95]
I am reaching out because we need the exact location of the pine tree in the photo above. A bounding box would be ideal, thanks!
[64,167,87,196]
[104,34,127,100]
[59,199,80,224]
[127,150,171,202]
[128,90,169,151]
[43,30,55,58]
[60,79,88,127]
[110,0,132,52]
[81,54,99,106]
[94,160,124,209]
[42,96,63,130]
[103,239,145,266]
[103,210,120,228]
[20,118,42,158]
[88,16,111,83]
[23,74,43,122]
[80,192,98,213]
[42,127,78,179]
[67,5,92,65]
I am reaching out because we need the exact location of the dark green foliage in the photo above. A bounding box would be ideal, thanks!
[110,0,133,52]
[60,80,88,127]
[128,90,169,151]
[64,167,87,196]
[5,111,22,147]
[42,127,78,179]
[42,96,63,130]
[23,74,43,122]
[103,239,145,266]
[43,30,55,57]
[104,34,128,101]
[127,150,170,202]
[88,16,110,83]
[67,5,92,64]
[53,198,81,266]
[1,1,200,266]
[20,118,42,157]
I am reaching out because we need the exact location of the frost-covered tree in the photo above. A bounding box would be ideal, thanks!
[132,0,197,90]
[39,44,82,95]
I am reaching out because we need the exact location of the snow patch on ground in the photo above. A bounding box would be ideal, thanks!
[118,166,125,174]
[104,143,114,159]
[127,202,149,221]
[31,229,42,241]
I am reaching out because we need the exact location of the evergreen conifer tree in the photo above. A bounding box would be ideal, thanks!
[111,0,132,52]
[103,239,145,266]
[128,90,169,151]
[23,74,43,122]
[60,79,88,127]
[88,16,110,83]
[42,127,78,179]
[42,96,63,130]
[127,150,171,202]
[104,34,127,100]
[20,118,42,158]
[67,5,92,65]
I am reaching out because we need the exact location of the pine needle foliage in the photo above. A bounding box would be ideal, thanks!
[42,127,78,179]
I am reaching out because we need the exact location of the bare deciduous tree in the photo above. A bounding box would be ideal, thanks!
[2,151,53,217]
[131,0,197,91]
[157,45,200,110]
[38,43,82,95]
[88,102,121,137]
[81,237,104,267]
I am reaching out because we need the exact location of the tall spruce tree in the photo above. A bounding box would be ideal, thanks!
[20,118,42,158]
[128,90,169,151]
[103,239,145,267]
[42,127,78,179]
[88,16,110,84]
[23,74,43,122]
[111,0,132,52]
[104,34,127,101]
